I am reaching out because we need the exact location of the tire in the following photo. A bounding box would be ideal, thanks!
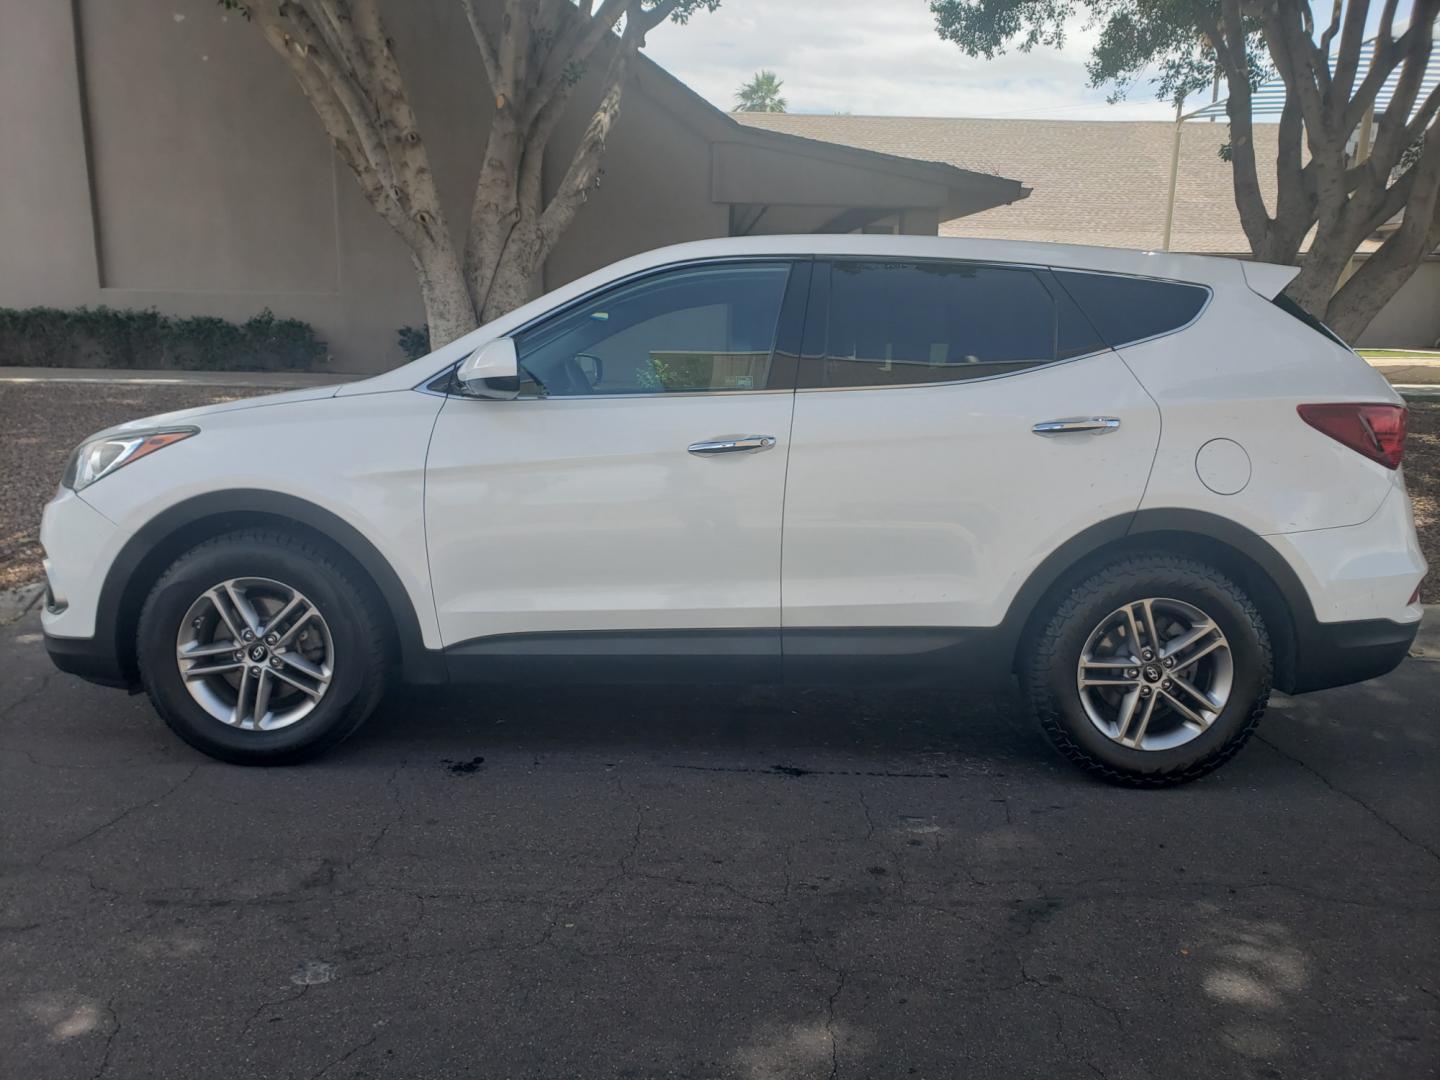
[1020,553,1271,787]
[136,528,390,765]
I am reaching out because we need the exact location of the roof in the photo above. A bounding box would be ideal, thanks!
[631,59,1029,218]
[733,113,1279,254]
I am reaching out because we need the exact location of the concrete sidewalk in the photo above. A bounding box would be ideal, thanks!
[0,366,359,389]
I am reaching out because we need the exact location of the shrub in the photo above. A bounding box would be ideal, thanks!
[0,306,328,372]
[397,324,431,361]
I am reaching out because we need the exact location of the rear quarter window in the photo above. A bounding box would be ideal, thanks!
[1053,271,1209,349]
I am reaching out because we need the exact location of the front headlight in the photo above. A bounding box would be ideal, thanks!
[63,427,198,491]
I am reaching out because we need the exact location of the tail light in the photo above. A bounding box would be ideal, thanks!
[1297,403,1407,469]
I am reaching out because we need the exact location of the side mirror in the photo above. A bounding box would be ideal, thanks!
[456,337,519,399]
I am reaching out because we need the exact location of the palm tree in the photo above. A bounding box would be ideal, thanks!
[734,70,787,113]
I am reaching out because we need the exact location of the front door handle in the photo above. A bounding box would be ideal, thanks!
[1032,417,1121,436]
[687,435,777,455]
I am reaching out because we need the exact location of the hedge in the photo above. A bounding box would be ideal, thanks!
[0,306,328,372]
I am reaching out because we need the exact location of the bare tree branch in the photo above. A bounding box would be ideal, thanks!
[460,0,501,89]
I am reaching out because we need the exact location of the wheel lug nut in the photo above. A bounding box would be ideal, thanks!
[1140,686,1151,697]
[270,656,283,668]
[1161,679,1172,690]
[242,630,255,642]
[232,651,244,662]
[265,633,279,646]
[1163,657,1175,668]
[1142,648,1154,660]
[1125,668,1139,679]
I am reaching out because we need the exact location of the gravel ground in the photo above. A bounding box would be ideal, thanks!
[0,384,249,590]
[1,385,1435,599]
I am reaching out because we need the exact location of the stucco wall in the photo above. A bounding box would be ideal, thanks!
[0,0,728,373]
[2,1,1430,368]
[1355,261,1440,350]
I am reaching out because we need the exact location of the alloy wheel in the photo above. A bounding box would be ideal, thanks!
[1075,596,1233,751]
[174,577,334,731]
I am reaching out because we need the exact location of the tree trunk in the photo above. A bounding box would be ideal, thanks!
[413,246,478,347]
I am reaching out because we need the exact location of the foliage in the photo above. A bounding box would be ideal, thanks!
[734,70,788,112]
[929,0,1440,340]
[397,324,432,362]
[0,306,328,371]
[931,0,1266,106]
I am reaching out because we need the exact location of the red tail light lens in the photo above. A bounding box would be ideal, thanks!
[1297,403,1407,469]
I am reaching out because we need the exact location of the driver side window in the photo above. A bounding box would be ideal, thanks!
[514,262,792,397]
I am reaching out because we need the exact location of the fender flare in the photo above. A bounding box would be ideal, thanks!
[998,507,1315,683]
[98,489,445,685]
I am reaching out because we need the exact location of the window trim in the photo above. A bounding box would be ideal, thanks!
[423,255,1216,398]
[796,256,1110,393]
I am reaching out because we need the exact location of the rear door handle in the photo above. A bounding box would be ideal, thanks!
[1031,417,1121,436]
[687,435,777,455]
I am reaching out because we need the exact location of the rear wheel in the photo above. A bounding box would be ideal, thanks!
[1021,554,1271,786]
[137,529,389,764]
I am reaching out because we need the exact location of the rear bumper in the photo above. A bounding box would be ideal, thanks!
[44,629,133,689]
[1288,615,1419,694]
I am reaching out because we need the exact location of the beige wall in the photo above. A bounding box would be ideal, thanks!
[0,0,737,373]
[1356,262,1440,349]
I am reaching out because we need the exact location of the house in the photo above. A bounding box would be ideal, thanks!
[735,114,1439,349]
[0,1,1027,373]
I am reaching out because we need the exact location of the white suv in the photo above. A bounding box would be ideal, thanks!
[40,236,1425,784]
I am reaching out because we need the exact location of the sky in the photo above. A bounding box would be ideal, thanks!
[642,0,1410,121]
[642,0,1183,120]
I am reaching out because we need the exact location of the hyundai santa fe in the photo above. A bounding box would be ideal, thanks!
[39,236,1426,784]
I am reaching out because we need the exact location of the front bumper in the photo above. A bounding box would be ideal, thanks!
[40,487,118,641]
[40,486,132,688]
[44,629,132,689]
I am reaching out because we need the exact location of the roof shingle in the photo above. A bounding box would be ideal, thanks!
[733,113,1281,254]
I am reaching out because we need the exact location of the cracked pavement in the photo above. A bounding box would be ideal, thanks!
[2,609,1437,1079]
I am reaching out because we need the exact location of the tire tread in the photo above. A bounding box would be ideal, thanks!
[137,527,390,763]
[1022,554,1272,787]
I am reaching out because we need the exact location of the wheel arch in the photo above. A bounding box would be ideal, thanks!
[1004,509,1312,693]
[99,490,445,687]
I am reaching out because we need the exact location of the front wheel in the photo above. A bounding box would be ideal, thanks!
[136,529,390,765]
[1021,554,1272,787]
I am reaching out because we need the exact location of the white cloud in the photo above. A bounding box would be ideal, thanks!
[645,0,1179,120]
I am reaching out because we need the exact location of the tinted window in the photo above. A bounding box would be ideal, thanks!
[1053,271,1209,348]
[804,261,1077,389]
[516,262,790,396]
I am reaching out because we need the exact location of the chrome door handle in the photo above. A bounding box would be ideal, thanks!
[1032,417,1121,436]
[687,435,777,455]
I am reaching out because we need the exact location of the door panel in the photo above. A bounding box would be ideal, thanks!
[781,353,1160,630]
[424,259,808,648]
[426,392,796,644]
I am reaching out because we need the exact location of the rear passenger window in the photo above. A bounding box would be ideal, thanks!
[803,261,1096,389]
[1052,271,1209,348]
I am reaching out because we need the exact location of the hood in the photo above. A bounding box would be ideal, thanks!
[91,384,345,440]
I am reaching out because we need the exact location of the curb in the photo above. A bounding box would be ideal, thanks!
[0,368,359,390]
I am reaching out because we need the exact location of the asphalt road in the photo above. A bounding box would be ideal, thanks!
[2,609,1437,1080]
